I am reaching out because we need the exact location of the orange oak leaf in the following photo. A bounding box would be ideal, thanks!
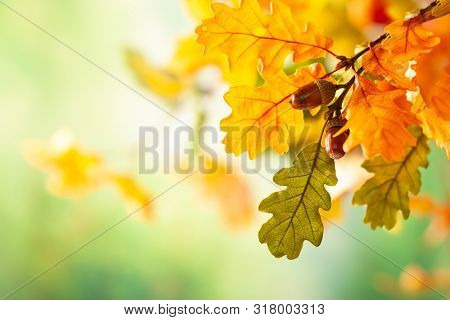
[382,19,440,64]
[340,77,419,161]
[412,95,450,160]
[221,64,326,159]
[362,46,416,90]
[417,68,450,121]
[196,0,334,78]
[415,15,450,122]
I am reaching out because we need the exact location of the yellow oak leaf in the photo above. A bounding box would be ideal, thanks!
[184,0,240,20]
[341,77,419,161]
[221,64,326,159]
[362,46,416,90]
[196,0,334,78]
[382,19,440,64]
[412,95,450,160]
[184,0,215,20]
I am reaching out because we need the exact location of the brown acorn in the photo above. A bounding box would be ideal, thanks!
[290,80,338,110]
[324,117,348,160]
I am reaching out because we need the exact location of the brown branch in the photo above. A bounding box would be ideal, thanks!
[326,0,447,77]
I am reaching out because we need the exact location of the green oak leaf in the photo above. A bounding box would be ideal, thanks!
[258,143,337,260]
[353,129,429,229]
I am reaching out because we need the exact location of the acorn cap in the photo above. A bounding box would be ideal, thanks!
[325,116,347,131]
[315,79,337,105]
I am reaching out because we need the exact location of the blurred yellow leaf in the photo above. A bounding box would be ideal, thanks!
[23,130,155,219]
[199,160,254,228]
[110,174,154,220]
[126,36,257,99]
[126,49,185,99]
[347,0,391,29]
[399,265,429,295]
[22,130,105,198]
[320,196,343,227]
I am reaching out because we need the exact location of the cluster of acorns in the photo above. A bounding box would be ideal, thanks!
[289,79,349,160]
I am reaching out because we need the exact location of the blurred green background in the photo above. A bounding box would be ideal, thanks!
[0,0,449,299]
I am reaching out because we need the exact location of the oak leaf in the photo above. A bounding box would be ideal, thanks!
[221,64,326,159]
[353,128,429,229]
[183,0,240,20]
[362,46,416,90]
[169,36,258,86]
[259,143,337,259]
[382,19,440,64]
[340,77,419,161]
[414,15,450,122]
[196,0,334,78]
[412,95,450,160]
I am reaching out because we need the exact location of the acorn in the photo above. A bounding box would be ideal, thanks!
[324,117,348,160]
[290,80,338,110]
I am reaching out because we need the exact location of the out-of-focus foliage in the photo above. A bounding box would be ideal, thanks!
[22,130,154,219]
[22,130,106,198]
[198,159,254,228]
[410,196,450,243]
[126,0,258,100]
[377,265,450,297]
